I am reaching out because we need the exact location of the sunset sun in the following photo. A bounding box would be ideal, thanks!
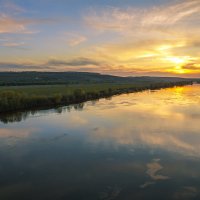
[167,57,187,65]
[164,56,191,74]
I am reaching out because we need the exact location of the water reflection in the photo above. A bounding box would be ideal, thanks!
[83,85,200,158]
[0,102,90,124]
[0,85,200,199]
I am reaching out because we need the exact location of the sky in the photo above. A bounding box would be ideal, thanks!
[0,0,200,77]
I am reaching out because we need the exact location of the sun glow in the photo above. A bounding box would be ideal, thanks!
[166,65,186,74]
[166,56,188,65]
[163,56,192,74]
[174,66,185,74]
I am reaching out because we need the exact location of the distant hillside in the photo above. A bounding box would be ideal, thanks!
[0,71,195,86]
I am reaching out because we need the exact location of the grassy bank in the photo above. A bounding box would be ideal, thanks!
[0,81,193,113]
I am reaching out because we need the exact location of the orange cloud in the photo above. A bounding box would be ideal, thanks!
[0,14,27,33]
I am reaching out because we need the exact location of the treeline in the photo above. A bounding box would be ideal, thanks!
[0,71,193,86]
[0,81,193,113]
[0,72,126,86]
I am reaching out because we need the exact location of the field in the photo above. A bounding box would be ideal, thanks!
[0,83,141,96]
[0,80,193,113]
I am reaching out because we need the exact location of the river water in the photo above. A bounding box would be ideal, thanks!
[0,84,200,200]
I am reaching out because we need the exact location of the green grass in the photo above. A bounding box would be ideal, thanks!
[0,83,143,96]
[0,81,193,113]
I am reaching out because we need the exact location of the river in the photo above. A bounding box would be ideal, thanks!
[0,84,200,200]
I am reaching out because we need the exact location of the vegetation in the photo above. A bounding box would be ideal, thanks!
[0,71,195,86]
[0,80,193,113]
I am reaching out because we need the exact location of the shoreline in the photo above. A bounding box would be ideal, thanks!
[0,81,194,115]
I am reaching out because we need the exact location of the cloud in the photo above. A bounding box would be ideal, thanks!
[0,62,52,71]
[0,0,57,35]
[0,13,55,34]
[0,57,104,71]
[0,2,28,34]
[64,32,87,46]
[0,59,200,77]
[0,14,27,34]
[0,0,199,77]
[81,0,200,77]
[182,63,200,70]
[85,0,200,33]
[47,57,102,67]
[67,35,86,46]
[0,42,25,47]
[2,1,26,14]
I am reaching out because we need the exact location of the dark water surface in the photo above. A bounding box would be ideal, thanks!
[0,85,200,200]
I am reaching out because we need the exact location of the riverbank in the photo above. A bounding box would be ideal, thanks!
[0,81,193,113]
